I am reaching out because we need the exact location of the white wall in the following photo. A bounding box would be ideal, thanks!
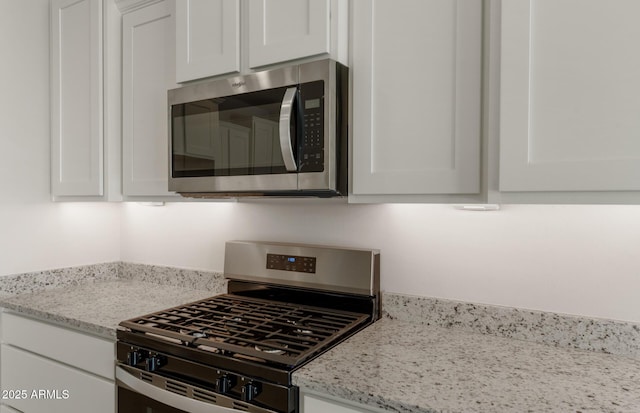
[0,0,120,276]
[121,201,640,323]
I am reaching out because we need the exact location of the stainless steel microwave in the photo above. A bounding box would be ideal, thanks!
[168,59,348,197]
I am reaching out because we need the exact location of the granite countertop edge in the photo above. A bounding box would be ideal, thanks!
[0,299,118,339]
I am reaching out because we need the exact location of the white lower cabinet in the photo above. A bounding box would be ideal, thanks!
[302,392,380,413]
[0,312,115,413]
[1,346,114,413]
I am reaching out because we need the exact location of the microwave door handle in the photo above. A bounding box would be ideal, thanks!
[279,87,298,172]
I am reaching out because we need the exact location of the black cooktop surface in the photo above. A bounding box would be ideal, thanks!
[119,294,369,367]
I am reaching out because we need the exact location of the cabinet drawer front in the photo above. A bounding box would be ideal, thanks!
[2,312,114,380]
[1,345,115,413]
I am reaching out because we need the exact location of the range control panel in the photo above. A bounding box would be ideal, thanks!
[266,253,316,274]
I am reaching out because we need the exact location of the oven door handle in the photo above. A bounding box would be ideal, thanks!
[116,367,240,413]
[278,86,298,172]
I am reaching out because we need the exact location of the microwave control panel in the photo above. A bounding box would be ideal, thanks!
[266,253,316,274]
[299,81,324,173]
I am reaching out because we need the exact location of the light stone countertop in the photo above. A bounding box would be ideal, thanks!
[2,264,639,412]
[293,318,640,413]
[0,279,216,339]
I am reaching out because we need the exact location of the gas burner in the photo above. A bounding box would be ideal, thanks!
[294,328,313,335]
[180,329,208,339]
[285,318,310,327]
[255,340,288,355]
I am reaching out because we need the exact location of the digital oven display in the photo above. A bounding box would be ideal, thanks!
[304,98,321,109]
[266,254,316,273]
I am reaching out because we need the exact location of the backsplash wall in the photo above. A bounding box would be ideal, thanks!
[0,0,121,277]
[121,201,640,323]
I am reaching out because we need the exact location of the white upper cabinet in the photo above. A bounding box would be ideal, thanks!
[51,0,121,201]
[175,0,240,82]
[351,0,483,199]
[248,0,330,68]
[122,0,179,198]
[51,0,103,197]
[49,0,640,204]
[499,0,640,194]
[175,0,344,82]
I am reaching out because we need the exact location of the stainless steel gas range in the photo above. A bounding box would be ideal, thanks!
[116,241,380,413]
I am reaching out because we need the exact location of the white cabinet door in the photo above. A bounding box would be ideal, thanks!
[248,0,330,68]
[122,0,179,197]
[175,0,240,82]
[50,0,103,197]
[499,0,640,192]
[351,0,482,196]
[1,345,115,413]
[1,312,115,413]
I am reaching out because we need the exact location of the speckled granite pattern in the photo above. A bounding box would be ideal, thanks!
[0,280,216,339]
[294,318,640,413]
[0,262,119,297]
[118,262,227,292]
[0,262,226,339]
[383,292,640,360]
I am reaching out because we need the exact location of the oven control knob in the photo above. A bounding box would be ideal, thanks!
[241,382,260,402]
[145,354,164,372]
[215,375,232,394]
[126,349,146,366]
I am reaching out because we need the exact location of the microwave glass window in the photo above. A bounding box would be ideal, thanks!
[171,86,295,177]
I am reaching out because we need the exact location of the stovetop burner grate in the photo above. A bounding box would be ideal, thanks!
[119,294,369,366]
